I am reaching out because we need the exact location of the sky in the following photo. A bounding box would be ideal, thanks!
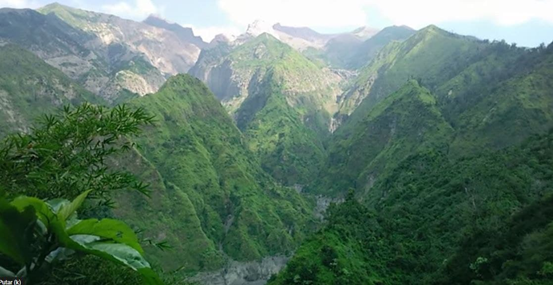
[1,0,553,47]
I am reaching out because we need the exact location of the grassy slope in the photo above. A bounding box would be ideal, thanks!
[0,44,101,137]
[348,26,416,69]
[317,27,552,196]
[276,29,553,285]
[312,80,453,195]
[223,34,339,185]
[449,47,553,155]
[339,25,489,117]
[120,74,315,272]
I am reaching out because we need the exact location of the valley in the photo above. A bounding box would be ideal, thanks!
[0,2,552,285]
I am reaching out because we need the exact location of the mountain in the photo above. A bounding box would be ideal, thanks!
[114,74,316,274]
[236,20,323,51]
[302,25,413,69]
[143,14,207,49]
[350,26,380,40]
[0,57,317,277]
[189,33,343,185]
[272,23,334,50]
[314,25,551,196]
[270,132,553,284]
[0,7,165,102]
[348,25,416,69]
[0,43,101,136]
[270,27,553,285]
[3,6,553,284]
[312,80,453,195]
[317,34,364,68]
[337,25,492,117]
[38,3,201,75]
[273,23,334,43]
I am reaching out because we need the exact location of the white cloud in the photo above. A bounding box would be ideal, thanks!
[217,0,553,29]
[0,0,39,8]
[367,0,553,28]
[218,0,368,28]
[101,0,160,20]
[182,23,241,42]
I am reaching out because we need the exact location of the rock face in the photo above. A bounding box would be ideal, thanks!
[190,33,342,114]
[143,14,207,49]
[273,23,334,44]
[0,7,165,102]
[38,3,201,76]
[0,44,99,137]
[350,26,380,40]
[189,256,289,285]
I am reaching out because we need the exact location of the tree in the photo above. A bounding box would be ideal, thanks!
[0,103,162,284]
[0,103,154,206]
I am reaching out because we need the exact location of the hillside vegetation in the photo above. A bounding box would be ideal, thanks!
[271,131,553,285]
[271,26,553,284]
[118,74,316,272]
[190,34,342,185]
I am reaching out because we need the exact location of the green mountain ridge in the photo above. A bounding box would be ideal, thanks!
[349,25,416,69]
[117,74,316,272]
[0,41,317,277]
[271,25,553,285]
[337,25,489,117]
[312,80,453,195]
[317,25,553,197]
[190,33,343,185]
[271,130,553,285]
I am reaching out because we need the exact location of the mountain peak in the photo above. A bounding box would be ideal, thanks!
[144,13,173,24]
[245,19,280,39]
[39,2,78,13]
[420,24,445,34]
[351,26,380,39]
[142,15,206,48]
[41,2,64,8]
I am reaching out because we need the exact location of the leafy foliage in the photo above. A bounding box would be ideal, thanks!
[0,190,162,284]
[312,80,452,195]
[278,27,553,285]
[274,131,553,284]
[0,101,163,284]
[269,193,387,285]
[0,103,154,205]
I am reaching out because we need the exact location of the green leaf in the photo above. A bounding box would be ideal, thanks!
[11,196,55,227]
[57,234,162,284]
[0,265,15,278]
[67,219,143,254]
[138,268,165,285]
[57,189,92,222]
[84,243,150,270]
[46,198,69,215]
[0,198,36,265]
